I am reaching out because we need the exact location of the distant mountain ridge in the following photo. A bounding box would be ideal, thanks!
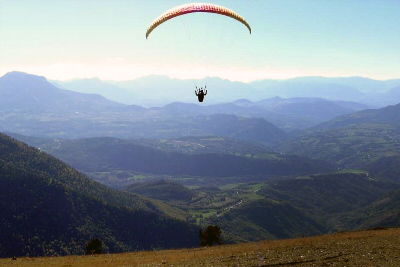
[252,76,400,94]
[0,71,394,140]
[314,103,400,130]
[0,72,283,142]
[253,81,366,101]
[0,71,127,113]
[53,73,400,107]
[146,97,369,132]
[51,77,137,105]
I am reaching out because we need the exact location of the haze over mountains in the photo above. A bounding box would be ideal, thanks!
[2,70,400,257]
[53,74,400,107]
[1,71,393,141]
[2,71,400,184]
[0,72,126,113]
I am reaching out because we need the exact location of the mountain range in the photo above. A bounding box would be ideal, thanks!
[3,70,400,257]
[54,75,400,107]
[0,72,128,113]
[0,71,379,140]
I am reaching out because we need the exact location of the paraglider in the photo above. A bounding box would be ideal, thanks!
[145,3,252,39]
[146,3,251,102]
[195,86,207,102]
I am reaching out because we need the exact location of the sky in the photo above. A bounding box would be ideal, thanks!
[0,0,399,82]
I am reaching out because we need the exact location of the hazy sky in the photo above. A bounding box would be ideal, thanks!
[1,0,399,82]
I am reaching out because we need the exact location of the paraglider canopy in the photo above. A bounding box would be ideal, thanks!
[146,3,251,39]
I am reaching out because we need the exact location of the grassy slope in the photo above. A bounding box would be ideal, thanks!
[2,228,399,266]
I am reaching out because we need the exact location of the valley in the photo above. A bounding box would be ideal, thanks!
[2,71,400,259]
[2,0,400,263]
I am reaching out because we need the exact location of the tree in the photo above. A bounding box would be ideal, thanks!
[85,238,103,255]
[199,225,222,246]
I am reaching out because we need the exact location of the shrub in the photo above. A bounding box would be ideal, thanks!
[85,238,103,255]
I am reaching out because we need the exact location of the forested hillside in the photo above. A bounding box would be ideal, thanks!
[199,173,399,242]
[126,180,193,201]
[6,135,335,189]
[279,123,400,182]
[0,133,197,257]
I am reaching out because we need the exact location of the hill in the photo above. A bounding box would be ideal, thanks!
[3,228,400,266]
[144,98,368,132]
[120,171,398,244]
[132,136,274,155]
[343,187,400,230]
[50,78,136,105]
[6,135,335,188]
[314,103,400,130]
[257,173,397,228]
[254,97,367,131]
[210,199,327,243]
[8,133,395,245]
[361,85,400,107]
[0,71,128,113]
[0,132,198,257]
[279,123,400,182]
[279,102,400,180]
[385,85,400,99]
[204,172,397,242]
[125,180,193,202]
[211,97,368,131]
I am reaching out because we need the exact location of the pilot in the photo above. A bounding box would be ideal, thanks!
[195,86,208,102]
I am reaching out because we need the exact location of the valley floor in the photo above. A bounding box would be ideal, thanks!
[2,228,400,266]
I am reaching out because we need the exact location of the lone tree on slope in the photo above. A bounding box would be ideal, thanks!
[199,225,223,246]
[85,238,103,255]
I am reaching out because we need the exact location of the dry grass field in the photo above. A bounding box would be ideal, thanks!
[2,228,400,266]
